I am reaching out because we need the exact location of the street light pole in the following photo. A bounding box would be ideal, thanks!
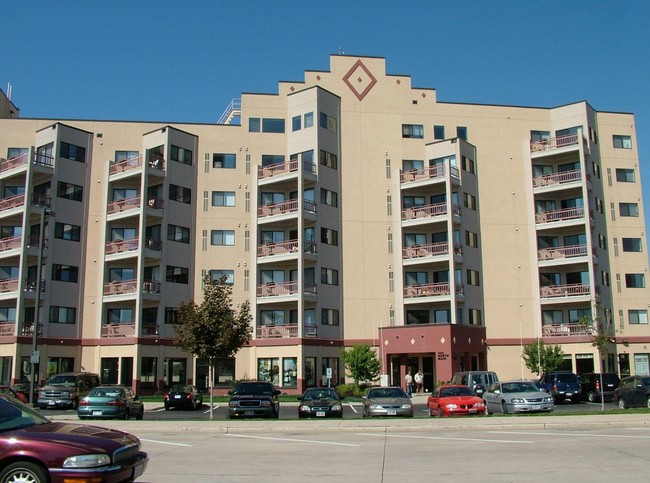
[29,206,47,405]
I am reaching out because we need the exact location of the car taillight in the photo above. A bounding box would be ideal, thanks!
[595,380,600,390]
[186,394,193,400]
[164,393,169,400]
[107,400,125,407]
[78,400,90,406]
[553,384,558,391]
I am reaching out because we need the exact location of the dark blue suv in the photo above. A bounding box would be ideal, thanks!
[537,371,581,403]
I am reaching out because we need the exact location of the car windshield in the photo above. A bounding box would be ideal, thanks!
[440,387,473,397]
[0,396,49,432]
[641,377,650,387]
[233,383,273,395]
[502,382,537,393]
[46,375,77,386]
[90,387,123,398]
[304,390,337,401]
[368,388,406,399]
[170,385,188,393]
[557,374,578,383]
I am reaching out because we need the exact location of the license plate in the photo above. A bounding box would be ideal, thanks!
[244,411,255,416]
[48,401,55,406]
[174,395,181,399]
[134,462,145,479]
[469,409,477,413]
[565,392,572,396]
[316,411,326,417]
[92,410,102,416]
[387,410,397,416]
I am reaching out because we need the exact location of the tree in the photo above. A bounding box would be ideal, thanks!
[340,344,380,385]
[579,303,615,411]
[522,341,564,375]
[174,275,252,419]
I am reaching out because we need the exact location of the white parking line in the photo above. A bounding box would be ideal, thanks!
[490,431,650,439]
[225,434,360,447]
[203,405,219,414]
[141,438,193,447]
[357,433,533,444]
[348,403,360,413]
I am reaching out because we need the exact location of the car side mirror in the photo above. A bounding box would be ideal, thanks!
[227,390,234,396]
[133,395,140,401]
[297,396,304,401]
[274,390,281,396]
[339,396,345,401]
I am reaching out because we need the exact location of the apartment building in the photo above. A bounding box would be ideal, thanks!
[0,55,648,395]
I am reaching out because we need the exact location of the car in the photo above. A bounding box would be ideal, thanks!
[37,372,100,409]
[483,380,555,414]
[0,385,28,404]
[449,371,499,397]
[537,371,581,403]
[427,384,487,417]
[579,372,620,402]
[10,383,39,404]
[227,381,281,419]
[614,375,650,409]
[297,387,344,418]
[363,386,413,418]
[0,393,147,483]
[77,385,144,420]
[164,384,203,410]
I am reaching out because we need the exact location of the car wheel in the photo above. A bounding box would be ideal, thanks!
[501,401,509,414]
[71,398,78,410]
[164,404,170,411]
[618,398,627,410]
[429,407,435,417]
[0,461,49,483]
[438,407,444,418]
[646,397,650,409]
[136,407,144,420]
[587,391,596,403]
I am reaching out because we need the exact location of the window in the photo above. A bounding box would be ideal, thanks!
[321,228,338,246]
[54,222,81,242]
[319,150,338,169]
[57,182,83,201]
[213,153,236,168]
[434,309,451,324]
[209,269,234,285]
[321,308,339,326]
[7,147,27,159]
[321,268,339,285]
[165,307,179,325]
[613,135,632,149]
[616,168,635,182]
[169,184,191,204]
[60,142,86,162]
[107,308,133,324]
[211,230,235,246]
[52,264,79,283]
[167,224,190,243]
[456,126,468,141]
[462,156,475,174]
[463,193,476,210]
[466,231,479,248]
[402,159,424,171]
[211,191,235,207]
[257,358,280,385]
[434,125,445,140]
[319,112,337,132]
[467,270,480,286]
[629,310,648,325]
[468,309,482,325]
[49,306,76,324]
[402,124,424,139]
[282,358,297,387]
[543,310,563,325]
[320,188,338,207]
[108,267,135,282]
[619,203,639,217]
[620,238,641,253]
[166,266,189,284]
[625,274,645,288]
[406,310,429,325]
[170,145,193,165]
[531,131,550,142]
[261,155,284,166]
[304,112,314,128]
[115,150,138,162]
[260,310,284,326]
[292,115,301,132]
[262,118,285,133]
[568,309,591,324]
[249,118,261,132]
[0,307,16,323]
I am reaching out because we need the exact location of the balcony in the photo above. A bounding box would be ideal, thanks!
[404,282,464,298]
[0,235,21,252]
[142,280,161,294]
[530,134,579,153]
[536,207,585,225]
[105,237,139,255]
[0,152,29,172]
[20,321,43,336]
[101,322,159,338]
[0,278,19,294]
[257,239,299,258]
[258,199,316,218]
[532,170,584,189]
[104,279,138,296]
[256,282,317,298]
[0,321,15,336]
[256,324,298,339]
[542,324,592,337]
[0,194,25,213]
[540,284,590,298]
[402,203,460,222]
[400,164,457,184]
[538,244,588,262]
[107,195,141,215]
[403,242,460,260]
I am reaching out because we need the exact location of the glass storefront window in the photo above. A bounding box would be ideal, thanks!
[282,358,297,387]
[305,357,316,387]
[322,357,339,386]
[258,358,280,386]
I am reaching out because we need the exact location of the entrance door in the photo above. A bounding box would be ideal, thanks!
[423,356,435,393]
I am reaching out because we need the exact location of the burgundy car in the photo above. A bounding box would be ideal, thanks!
[0,394,147,483]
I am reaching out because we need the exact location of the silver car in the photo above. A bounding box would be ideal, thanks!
[363,386,413,417]
[483,380,554,414]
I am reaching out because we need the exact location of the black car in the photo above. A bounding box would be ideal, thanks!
[227,381,280,419]
[298,388,344,418]
[614,375,650,409]
[164,385,203,410]
[537,371,581,403]
[579,372,620,402]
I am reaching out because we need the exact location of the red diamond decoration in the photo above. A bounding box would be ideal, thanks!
[343,59,377,101]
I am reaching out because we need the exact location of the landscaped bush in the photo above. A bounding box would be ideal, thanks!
[336,383,371,398]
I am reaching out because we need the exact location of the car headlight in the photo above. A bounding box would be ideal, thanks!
[369,404,382,410]
[543,397,553,402]
[332,404,342,411]
[444,403,458,409]
[299,405,311,411]
[228,401,239,408]
[260,400,272,407]
[63,454,111,468]
[61,391,70,398]
[401,403,413,409]
[510,398,525,403]
[474,401,485,407]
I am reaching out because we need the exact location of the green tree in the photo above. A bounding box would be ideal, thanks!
[340,344,380,385]
[174,275,252,419]
[522,341,564,375]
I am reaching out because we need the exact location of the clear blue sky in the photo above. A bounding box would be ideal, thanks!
[2,1,649,229]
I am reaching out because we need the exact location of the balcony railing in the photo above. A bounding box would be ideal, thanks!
[535,207,585,224]
[542,324,592,337]
[402,202,460,221]
[24,279,45,293]
[109,155,142,175]
[530,134,579,152]
[0,193,25,213]
[144,238,162,251]
[142,280,161,294]
[404,282,464,298]
[0,152,30,172]
[402,241,459,259]
[400,164,446,183]
[104,279,138,295]
[107,195,141,214]
[256,282,317,297]
[258,199,300,217]
[538,244,588,261]
[0,322,15,336]
[256,324,299,339]
[0,278,19,293]
[540,284,590,298]
[101,322,159,338]
[257,239,300,257]
[0,235,21,252]
[105,237,140,255]
[532,169,583,188]
[20,321,43,336]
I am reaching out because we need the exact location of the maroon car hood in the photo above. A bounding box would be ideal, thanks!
[14,422,138,453]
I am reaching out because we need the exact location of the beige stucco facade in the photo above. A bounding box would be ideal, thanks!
[0,55,648,395]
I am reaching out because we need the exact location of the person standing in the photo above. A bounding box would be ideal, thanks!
[414,370,424,394]
[405,371,413,397]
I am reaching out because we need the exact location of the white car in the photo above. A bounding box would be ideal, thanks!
[483,380,554,414]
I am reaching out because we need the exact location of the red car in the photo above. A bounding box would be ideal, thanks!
[427,384,487,417]
[0,394,148,482]
[0,385,28,404]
